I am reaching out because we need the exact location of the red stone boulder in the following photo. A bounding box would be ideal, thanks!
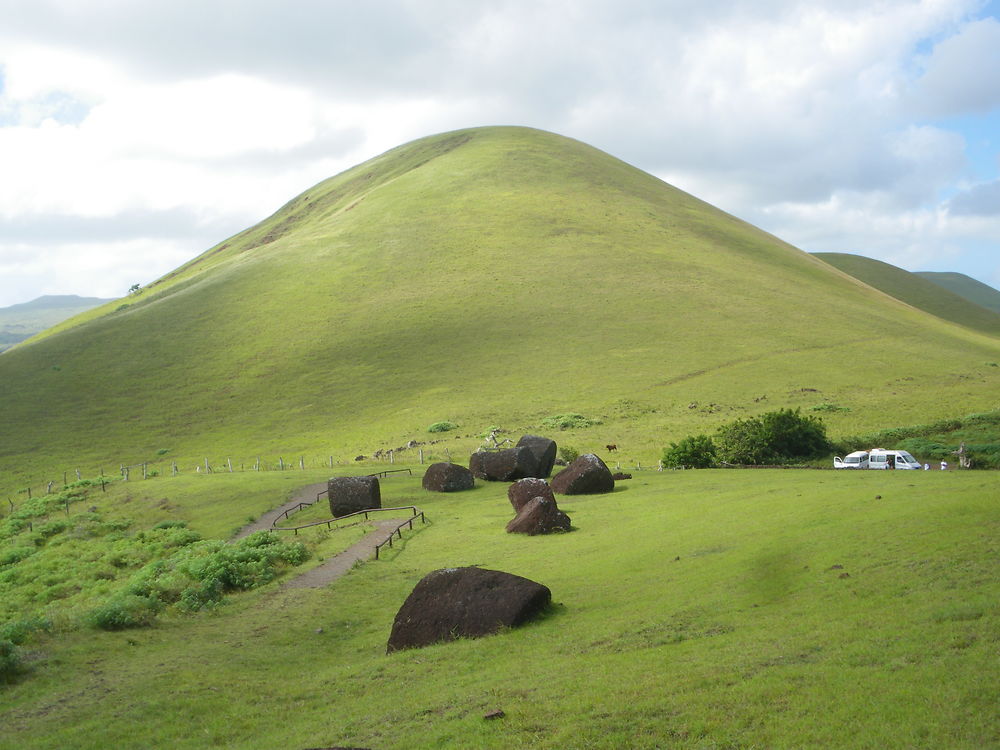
[551,453,615,495]
[505,496,571,535]
[421,462,475,493]
[386,567,551,653]
[515,435,557,478]
[507,477,555,513]
[469,446,536,481]
[328,475,381,518]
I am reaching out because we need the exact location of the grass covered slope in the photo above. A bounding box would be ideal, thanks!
[2,127,1000,484]
[2,470,998,748]
[814,252,1000,336]
[0,295,112,352]
[916,271,1000,314]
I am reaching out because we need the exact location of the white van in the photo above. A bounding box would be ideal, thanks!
[868,449,922,470]
[834,450,870,469]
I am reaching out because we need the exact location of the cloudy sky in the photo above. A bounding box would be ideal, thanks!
[1,0,998,307]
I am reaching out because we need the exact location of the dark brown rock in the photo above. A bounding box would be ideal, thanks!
[469,446,536,481]
[505,496,571,535]
[386,567,551,653]
[327,475,381,518]
[507,477,555,513]
[422,462,475,492]
[550,453,615,495]
[515,435,557,478]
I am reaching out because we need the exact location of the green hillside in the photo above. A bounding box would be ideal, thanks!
[916,271,1000,313]
[0,295,112,352]
[2,127,999,488]
[813,252,1000,337]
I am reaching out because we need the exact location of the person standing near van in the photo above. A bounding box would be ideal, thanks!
[940,460,948,470]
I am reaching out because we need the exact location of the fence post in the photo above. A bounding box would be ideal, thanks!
[329,455,333,468]
[300,456,305,470]
[76,469,82,481]
[47,481,54,494]
[279,457,284,471]
[27,487,32,499]
[142,463,148,480]
[389,450,394,465]
[124,467,129,481]
[419,448,424,464]
[227,458,234,473]
[172,462,178,476]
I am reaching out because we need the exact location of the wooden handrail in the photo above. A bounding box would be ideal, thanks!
[271,505,423,534]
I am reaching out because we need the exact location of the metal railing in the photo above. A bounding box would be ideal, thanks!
[271,504,426,537]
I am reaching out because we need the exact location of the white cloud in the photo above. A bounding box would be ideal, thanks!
[0,0,998,306]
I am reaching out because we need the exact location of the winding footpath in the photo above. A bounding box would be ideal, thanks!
[231,481,419,589]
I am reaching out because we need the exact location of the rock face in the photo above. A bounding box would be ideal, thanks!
[551,453,615,495]
[386,567,551,653]
[469,446,536,482]
[505,496,571,535]
[328,475,381,517]
[515,435,557,478]
[507,477,555,513]
[421,462,475,492]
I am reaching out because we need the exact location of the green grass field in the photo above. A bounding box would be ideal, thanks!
[2,467,998,749]
[916,271,1000,314]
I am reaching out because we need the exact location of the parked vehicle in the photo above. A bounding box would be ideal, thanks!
[868,448,922,470]
[833,450,870,469]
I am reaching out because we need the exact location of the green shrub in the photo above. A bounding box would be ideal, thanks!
[427,421,458,433]
[663,435,717,468]
[540,413,602,430]
[0,547,36,566]
[87,594,161,630]
[0,639,21,680]
[810,403,850,413]
[559,446,580,464]
[716,408,830,465]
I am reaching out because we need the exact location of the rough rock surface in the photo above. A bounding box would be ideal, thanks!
[469,446,536,482]
[421,462,475,493]
[551,453,616,495]
[386,567,551,653]
[515,435,557,478]
[328,475,381,518]
[507,477,555,513]
[505,496,572,535]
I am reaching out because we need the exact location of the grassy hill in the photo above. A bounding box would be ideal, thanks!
[0,295,113,352]
[2,127,999,489]
[813,252,1000,337]
[916,271,1000,313]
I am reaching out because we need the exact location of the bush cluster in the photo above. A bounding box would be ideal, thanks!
[427,421,458,433]
[663,409,831,468]
[540,413,602,430]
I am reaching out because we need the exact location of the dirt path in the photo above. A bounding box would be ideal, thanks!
[231,481,422,589]
[281,519,411,589]
[231,481,328,541]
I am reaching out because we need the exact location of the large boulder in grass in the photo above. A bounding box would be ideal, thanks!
[506,496,571,535]
[507,477,555,513]
[386,567,551,653]
[516,435,557,478]
[328,475,381,518]
[469,446,536,482]
[551,453,615,495]
[422,462,475,493]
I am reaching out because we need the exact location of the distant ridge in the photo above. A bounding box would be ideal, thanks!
[915,271,1000,314]
[0,294,114,352]
[813,253,1000,337]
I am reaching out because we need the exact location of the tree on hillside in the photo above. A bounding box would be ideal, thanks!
[662,434,717,468]
[715,408,830,465]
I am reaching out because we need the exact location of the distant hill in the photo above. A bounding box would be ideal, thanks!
[813,253,1000,337]
[1,126,999,481]
[915,271,1000,314]
[0,295,114,352]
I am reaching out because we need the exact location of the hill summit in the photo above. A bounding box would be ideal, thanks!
[1,126,998,476]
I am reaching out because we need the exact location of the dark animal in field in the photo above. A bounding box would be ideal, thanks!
[606,444,618,452]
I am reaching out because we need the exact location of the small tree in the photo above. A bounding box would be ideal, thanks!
[662,435,717,468]
[716,408,829,465]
